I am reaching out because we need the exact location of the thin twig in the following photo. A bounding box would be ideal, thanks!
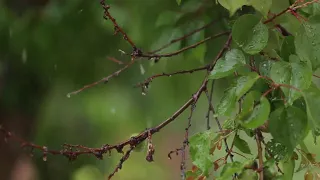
[100,0,137,48]
[263,8,290,24]
[108,146,135,180]
[135,65,209,88]
[204,90,235,164]
[256,130,264,180]
[67,61,134,97]
[181,103,196,180]
[107,57,124,65]
[206,81,215,130]
[313,74,320,78]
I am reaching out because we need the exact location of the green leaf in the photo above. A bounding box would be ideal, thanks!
[176,0,181,5]
[240,96,270,129]
[217,0,248,16]
[217,87,237,116]
[263,160,280,179]
[264,29,280,51]
[216,73,259,117]
[250,0,272,17]
[209,49,246,79]
[302,83,320,143]
[295,15,320,70]
[232,14,269,54]
[241,91,256,114]
[223,118,235,130]
[189,130,215,176]
[234,72,260,100]
[218,160,254,180]
[238,169,258,180]
[280,36,295,62]
[269,106,309,152]
[270,0,289,13]
[262,49,282,60]
[218,161,243,180]
[270,55,312,105]
[217,0,272,17]
[234,134,251,154]
[259,60,275,77]
[265,139,289,162]
[281,157,295,180]
[185,167,202,179]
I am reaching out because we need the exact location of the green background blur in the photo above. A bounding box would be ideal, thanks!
[0,0,319,180]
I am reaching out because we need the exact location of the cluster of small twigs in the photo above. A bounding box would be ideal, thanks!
[1,0,320,179]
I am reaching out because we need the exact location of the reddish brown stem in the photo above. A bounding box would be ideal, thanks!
[263,8,290,24]
[100,0,137,48]
[256,130,264,180]
[107,57,124,65]
[67,61,134,97]
[108,146,134,180]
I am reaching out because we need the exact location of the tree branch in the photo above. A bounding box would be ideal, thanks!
[100,0,137,49]
[67,60,134,97]
[256,130,264,180]
[135,65,209,88]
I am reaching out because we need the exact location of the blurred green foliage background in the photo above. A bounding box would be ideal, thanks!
[0,0,319,180]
